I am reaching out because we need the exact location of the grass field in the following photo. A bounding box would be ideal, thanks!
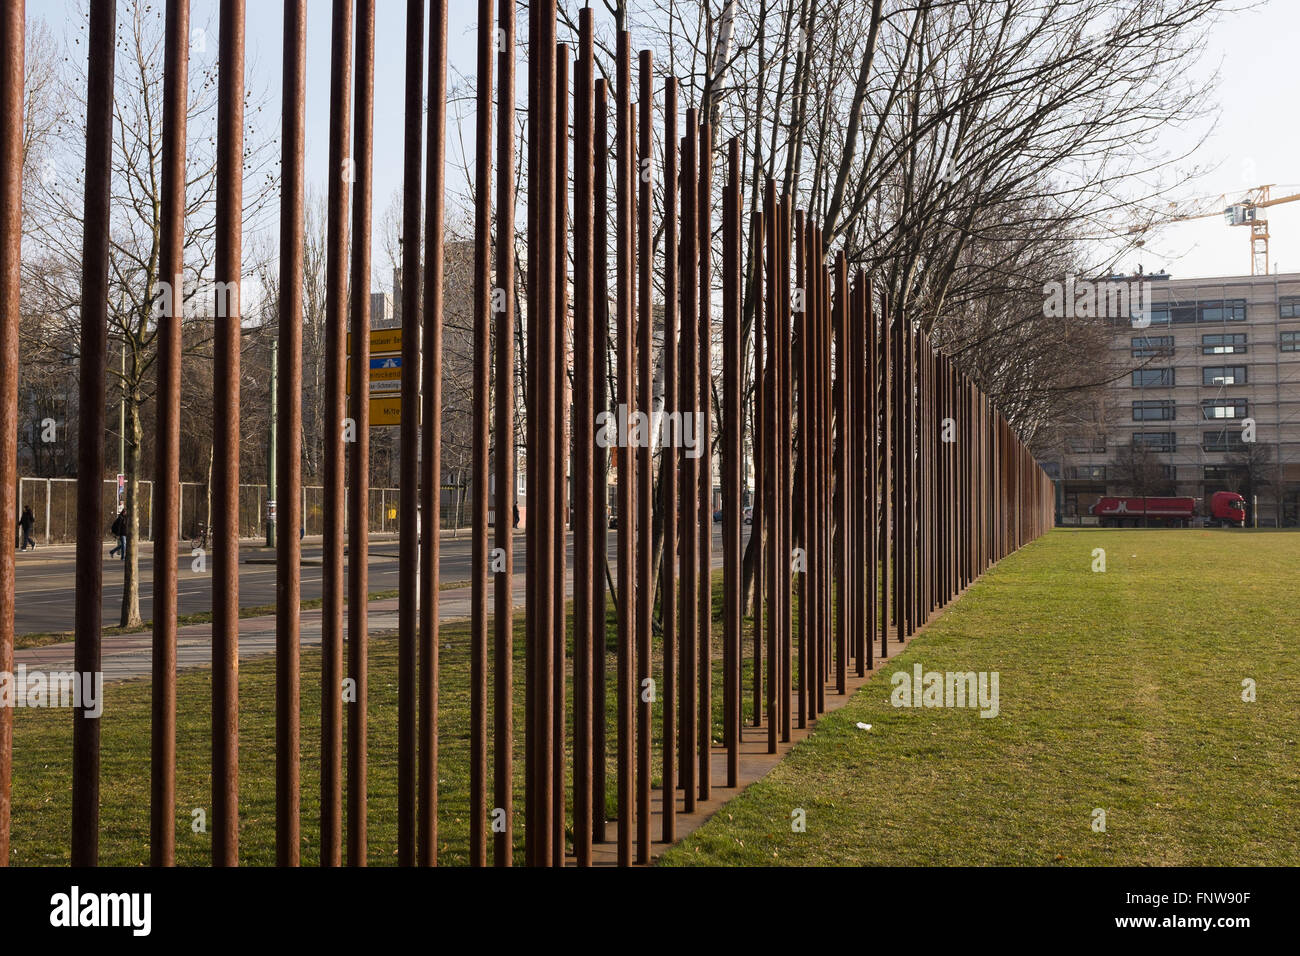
[660,529,1300,866]
[7,572,735,865]
[10,529,1297,866]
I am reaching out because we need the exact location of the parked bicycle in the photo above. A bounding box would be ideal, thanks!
[190,523,209,551]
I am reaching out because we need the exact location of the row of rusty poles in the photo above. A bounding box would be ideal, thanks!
[0,0,1056,867]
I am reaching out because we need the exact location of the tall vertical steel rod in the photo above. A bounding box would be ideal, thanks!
[469,0,491,869]
[635,48,654,864]
[572,10,595,866]
[794,213,808,728]
[276,0,306,868]
[523,0,539,865]
[397,0,425,869]
[592,77,610,847]
[762,179,778,754]
[816,228,828,708]
[150,0,188,869]
[0,0,23,867]
[347,0,374,868]
[419,0,448,867]
[73,0,113,866]
[659,76,679,843]
[321,0,352,867]
[750,208,764,732]
[679,117,699,807]
[865,276,876,672]
[613,29,635,866]
[722,137,742,787]
[778,196,793,741]
[833,254,848,695]
[697,120,714,798]
[525,0,558,868]
[552,45,570,868]
[492,0,517,868]
[211,0,244,868]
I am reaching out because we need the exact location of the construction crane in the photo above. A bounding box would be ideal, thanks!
[1110,185,1300,276]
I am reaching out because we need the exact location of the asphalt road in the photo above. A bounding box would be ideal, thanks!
[12,525,734,636]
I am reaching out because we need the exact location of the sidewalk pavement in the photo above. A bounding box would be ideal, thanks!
[11,527,524,561]
[15,571,536,684]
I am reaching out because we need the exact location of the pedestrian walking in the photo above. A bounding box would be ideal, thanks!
[108,508,127,559]
[17,504,36,551]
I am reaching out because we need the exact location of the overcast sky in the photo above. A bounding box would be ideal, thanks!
[26,0,1300,287]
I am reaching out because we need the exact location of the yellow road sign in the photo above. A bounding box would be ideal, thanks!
[347,327,402,354]
[369,395,402,427]
[346,352,403,395]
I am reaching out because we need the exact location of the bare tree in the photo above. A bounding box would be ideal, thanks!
[22,1,277,626]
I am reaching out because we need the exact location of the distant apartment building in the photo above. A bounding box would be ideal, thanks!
[1053,271,1300,526]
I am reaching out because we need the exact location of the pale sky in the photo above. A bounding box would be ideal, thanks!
[1105,0,1300,279]
[27,0,1300,286]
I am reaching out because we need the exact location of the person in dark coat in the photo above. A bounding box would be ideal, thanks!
[109,508,127,559]
[18,505,36,551]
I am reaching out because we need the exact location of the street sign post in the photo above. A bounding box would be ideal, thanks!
[347,327,404,423]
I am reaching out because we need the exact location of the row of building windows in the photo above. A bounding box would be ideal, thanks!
[1132,431,1247,452]
[1065,464,1252,481]
[1132,399,1249,421]
[1132,366,1249,387]
[1134,297,1300,324]
[1143,299,1248,325]
[1131,331,1300,356]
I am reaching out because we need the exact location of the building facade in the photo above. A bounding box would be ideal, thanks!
[1055,271,1300,526]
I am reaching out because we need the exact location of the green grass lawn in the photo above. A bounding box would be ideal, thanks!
[7,572,738,865]
[660,528,1300,866]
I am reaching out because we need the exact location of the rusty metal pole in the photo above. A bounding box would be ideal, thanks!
[818,239,831,711]
[879,295,891,661]
[276,0,306,867]
[523,0,538,866]
[572,12,595,866]
[855,272,867,674]
[659,76,679,842]
[806,240,817,699]
[723,137,742,788]
[790,213,800,728]
[893,307,905,647]
[613,28,634,866]
[865,276,876,672]
[774,200,785,738]
[397,0,425,869]
[635,49,654,864]
[71,0,114,869]
[493,0,517,867]
[419,0,448,867]
[321,0,352,867]
[847,271,860,675]
[834,253,848,695]
[763,180,778,754]
[524,0,557,868]
[552,45,569,869]
[592,77,610,848]
[909,325,919,632]
[211,0,244,868]
[804,229,818,718]
[149,0,188,869]
[697,120,714,797]
[750,208,764,733]
[679,118,699,807]
[348,0,374,868]
[468,0,490,869]
[0,0,22,867]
